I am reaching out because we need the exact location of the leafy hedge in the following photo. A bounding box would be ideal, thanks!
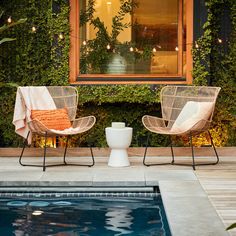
[0,0,235,147]
[192,0,236,146]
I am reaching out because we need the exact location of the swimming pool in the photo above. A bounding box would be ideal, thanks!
[0,192,171,235]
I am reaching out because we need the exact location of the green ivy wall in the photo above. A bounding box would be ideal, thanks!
[0,0,235,147]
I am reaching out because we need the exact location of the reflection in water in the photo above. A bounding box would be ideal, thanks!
[0,196,171,236]
[105,208,133,235]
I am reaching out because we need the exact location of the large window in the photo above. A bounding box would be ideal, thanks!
[70,0,193,83]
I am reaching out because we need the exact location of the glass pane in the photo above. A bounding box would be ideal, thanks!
[79,0,182,75]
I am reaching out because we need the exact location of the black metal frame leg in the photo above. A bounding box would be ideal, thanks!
[143,133,172,166]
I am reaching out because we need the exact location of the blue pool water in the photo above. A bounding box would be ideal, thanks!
[0,193,171,235]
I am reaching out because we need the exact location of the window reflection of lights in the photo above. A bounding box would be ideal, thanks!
[129,47,134,52]
[175,46,179,51]
[32,210,44,216]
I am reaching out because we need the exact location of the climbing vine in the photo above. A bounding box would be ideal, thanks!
[0,0,235,147]
[192,0,236,146]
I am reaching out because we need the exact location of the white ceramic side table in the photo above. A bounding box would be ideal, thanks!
[105,127,133,167]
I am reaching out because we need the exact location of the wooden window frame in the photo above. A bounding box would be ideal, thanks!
[69,0,193,85]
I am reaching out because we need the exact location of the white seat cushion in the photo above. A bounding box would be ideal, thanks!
[170,101,214,133]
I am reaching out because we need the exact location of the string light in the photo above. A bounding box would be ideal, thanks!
[32,26,36,32]
[7,16,12,23]
[175,46,179,51]
[106,44,111,50]
[82,40,87,46]
[152,47,157,53]
[129,47,134,52]
[59,33,64,39]
[195,43,199,48]
[218,38,222,43]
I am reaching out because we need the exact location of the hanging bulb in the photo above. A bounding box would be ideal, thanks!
[106,44,111,50]
[32,26,36,32]
[175,46,179,51]
[218,38,222,43]
[82,40,87,46]
[129,47,134,52]
[152,47,157,53]
[7,17,12,23]
[59,33,64,39]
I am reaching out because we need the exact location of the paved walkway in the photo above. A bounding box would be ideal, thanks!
[0,148,235,236]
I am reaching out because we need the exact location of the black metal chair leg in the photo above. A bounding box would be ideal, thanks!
[189,133,196,170]
[208,130,219,164]
[143,133,150,166]
[170,136,175,164]
[63,136,69,165]
[89,146,95,167]
[19,131,30,166]
[43,132,48,172]
[143,133,172,166]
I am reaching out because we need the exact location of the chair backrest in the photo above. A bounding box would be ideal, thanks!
[46,86,78,121]
[160,86,221,128]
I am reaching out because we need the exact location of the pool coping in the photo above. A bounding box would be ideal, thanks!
[0,168,229,236]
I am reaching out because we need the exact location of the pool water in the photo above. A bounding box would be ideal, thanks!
[0,193,171,236]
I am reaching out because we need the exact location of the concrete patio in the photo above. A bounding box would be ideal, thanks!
[0,147,235,236]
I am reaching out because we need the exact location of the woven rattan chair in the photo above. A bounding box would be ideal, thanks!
[14,86,96,171]
[142,86,221,170]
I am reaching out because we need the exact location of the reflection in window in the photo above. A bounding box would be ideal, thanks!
[79,0,186,76]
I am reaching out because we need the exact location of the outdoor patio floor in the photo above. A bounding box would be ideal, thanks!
[0,147,235,236]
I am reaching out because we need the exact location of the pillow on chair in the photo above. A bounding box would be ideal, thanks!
[171,101,214,133]
[31,108,71,130]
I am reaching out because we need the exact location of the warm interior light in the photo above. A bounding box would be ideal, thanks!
[107,1,112,5]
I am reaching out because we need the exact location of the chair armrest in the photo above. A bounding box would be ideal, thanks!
[72,116,96,132]
[142,115,167,130]
[28,119,50,134]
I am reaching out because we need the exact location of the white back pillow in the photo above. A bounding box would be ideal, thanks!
[171,101,214,133]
